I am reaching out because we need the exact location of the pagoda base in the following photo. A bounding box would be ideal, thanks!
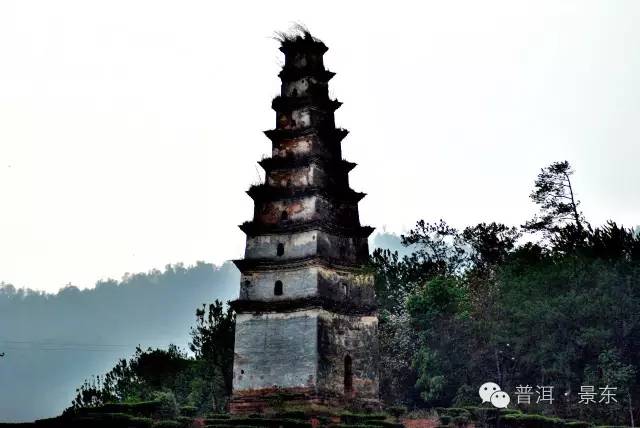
[229,387,381,414]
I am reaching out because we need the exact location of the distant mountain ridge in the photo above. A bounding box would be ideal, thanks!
[0,261,239,422]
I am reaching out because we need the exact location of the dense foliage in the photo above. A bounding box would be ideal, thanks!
[68,300,234,415]
[375,161,640,426]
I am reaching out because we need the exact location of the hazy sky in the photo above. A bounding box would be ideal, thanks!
[1,1,639,293]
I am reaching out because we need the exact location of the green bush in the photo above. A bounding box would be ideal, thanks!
[274,411,306,420]
[205,426,258,428]
[152,391,179,419]
[175,416,194,428]
[130,417,154,428]
[180,406,198,417]
[386,406,406,419]
[501,413,569,428]
[460,406,500,422]
[204,414,231,420]
[451,414,470,426]
[81,412,134,427]
[85,401,164,417]
[340,413,387,424]
[205,418,234,425]
[263,419,310,428]
[565,422,592,428]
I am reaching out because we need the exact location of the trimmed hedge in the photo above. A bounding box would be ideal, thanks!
[153,422,182,428]
[74,401,164,418]
[333,425,391,428]
[180,406,198,417]
[130,417,154,428]
[274,411,306,420]
[175,416,194,428]
[339,413,388,425]
[204,418,310,428]
[501,413,592,428]
[205,426,260,428]
[205,419,235,425]
[367,421,403,428]
[204,415,231,421]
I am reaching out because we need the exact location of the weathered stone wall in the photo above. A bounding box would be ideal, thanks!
[317,312,379,401]
[273,136,313,158]
[267,164,327,188]
[317,268,375,306]
[277,107,333,131]
[282,76,327,98]
[232,309,378,400]
[316,233,368,263]
[233,310,320,391]
[255,196,359,228]
[245,230,318,260]
[315,197,359,227]
[244,230,366,263]
[272,135,341,160]
[284,51,324,70]
[238,265,374,306]
[240,267,318,300]
[256,195,317,224]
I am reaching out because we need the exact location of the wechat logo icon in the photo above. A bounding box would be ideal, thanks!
[479,382,510,408]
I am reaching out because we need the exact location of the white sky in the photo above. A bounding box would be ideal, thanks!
[1,1,639,293]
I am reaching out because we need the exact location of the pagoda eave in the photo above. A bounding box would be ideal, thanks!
[238,221,374,238]
[233,254,367,273]
[229,296,377,316]
[271,96,342,113]
[263,127,349,144]
[278,68,335,82]
[246,185,365,203]
[257,156,356,173]
[279,37,328,54]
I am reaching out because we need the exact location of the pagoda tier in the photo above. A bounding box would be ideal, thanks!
[230,31,379,413]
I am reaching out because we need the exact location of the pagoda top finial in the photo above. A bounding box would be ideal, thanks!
[275,25,328,54]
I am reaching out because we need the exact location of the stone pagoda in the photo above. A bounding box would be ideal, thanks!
[230,31,379,413]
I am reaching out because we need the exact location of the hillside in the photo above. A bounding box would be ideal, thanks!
[0,262,238,422]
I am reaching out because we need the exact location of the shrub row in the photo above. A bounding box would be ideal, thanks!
[339,413,388,425]
[501,413,592,428]
[436,407,594,428]
[204,418,310,428]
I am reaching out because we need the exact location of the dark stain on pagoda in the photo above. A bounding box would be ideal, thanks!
[229,29,380,413]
